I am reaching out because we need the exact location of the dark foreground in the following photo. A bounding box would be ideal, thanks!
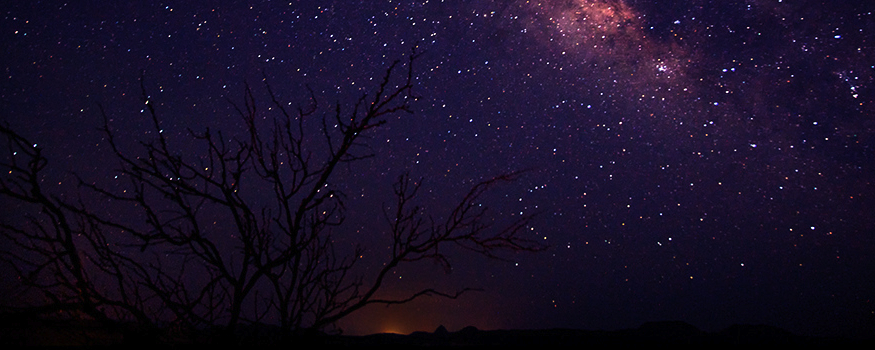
[2,315,871,347]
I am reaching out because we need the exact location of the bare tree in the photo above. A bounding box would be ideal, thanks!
[0,49,542,341]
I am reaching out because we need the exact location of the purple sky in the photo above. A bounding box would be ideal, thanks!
[2,0,873,338]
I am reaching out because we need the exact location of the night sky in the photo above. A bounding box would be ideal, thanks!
[2,0,874,339]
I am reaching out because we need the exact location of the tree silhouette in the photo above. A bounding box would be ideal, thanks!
[0,49,542,341]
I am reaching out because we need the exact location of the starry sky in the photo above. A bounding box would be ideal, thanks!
[2,0,874,339]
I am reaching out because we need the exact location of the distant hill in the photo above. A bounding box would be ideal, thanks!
[2,314,871,347]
